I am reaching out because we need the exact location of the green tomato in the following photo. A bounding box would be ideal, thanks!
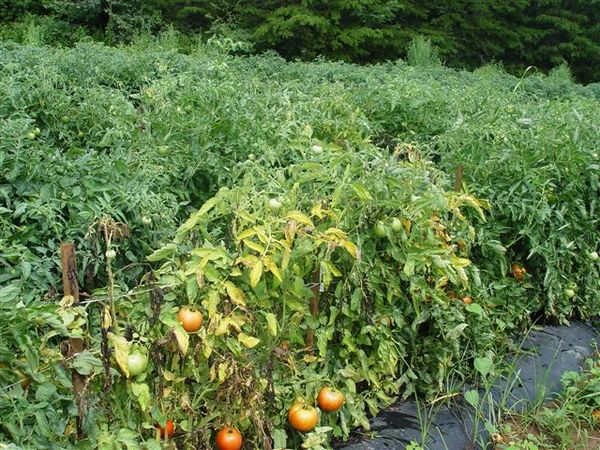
[391,218,402,232]
[374,221,387,238]
[590,251,599,261]
[564,288,576,298]
[141,216,152,225]
[77,131,85,138]
[311,144,323,153]
[61,115,69,123]
[33,127,41,135]
[157,145,169,156]
[105,249,116,259]
[268,198,282,210]
[127,352,148,376]
[26,132,36,140]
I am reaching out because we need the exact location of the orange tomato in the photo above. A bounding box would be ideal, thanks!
[215,426,243,450]
[317,387,345,412]
[177,306,203,332]
[462,296,473,305]
[288,404,318,432]
[155,419,175,439]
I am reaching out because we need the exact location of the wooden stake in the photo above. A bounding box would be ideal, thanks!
[60,243,86,440]
[306,268,320,350]
[454,165,464,192]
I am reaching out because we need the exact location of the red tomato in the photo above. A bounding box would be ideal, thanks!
[215,426,243,450]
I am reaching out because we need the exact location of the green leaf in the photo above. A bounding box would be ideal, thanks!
[72,350,103,376]
[465,303,484,316]
[474,357,493,378]
[464,389,479,407]
[131,383,150,412]
[175,196,218,240]
[272,428,288,450]
[146,243,177,262]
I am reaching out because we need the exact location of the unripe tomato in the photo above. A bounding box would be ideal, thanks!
[141,216,152,225]
[127,352,148,376]
[77,131,85,138]
[177,306,203,332]
[105,249,116,259]
[215,426,243,450]
[268,198,282,210]
[590,251,599,261]
[61,115,69,123]
[288,404,318,432]
[391,218,402,232]
[157,145,169,156]
[311,144,323,153]
[564,288,576,298]
[374,221,387,238]
[33,127,41,135]
[317,387,345,412]
[155,419,175,439]
[26,132,36,140]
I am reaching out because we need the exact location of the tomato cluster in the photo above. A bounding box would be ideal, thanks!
[288,388,345,433]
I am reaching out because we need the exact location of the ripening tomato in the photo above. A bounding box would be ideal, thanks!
[511,263,526,281]
[317,387,345,412]
[155,419,175,439]
[177,306,203,332]
[592,410,600,424]
[127,352,148,376]
[391,218,402,232]
[215,426,243,450]
[462,296,473,305]
[288,404,318,432]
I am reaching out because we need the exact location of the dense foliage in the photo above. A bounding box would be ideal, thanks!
[0,37,599,449]
[1,1,600,82]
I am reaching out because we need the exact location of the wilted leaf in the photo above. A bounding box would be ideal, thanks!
[173,325,189,355]
[287,211,314,227]
[108,332,129,378]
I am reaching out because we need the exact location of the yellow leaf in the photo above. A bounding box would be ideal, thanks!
[284,221,297,243]
[342,240,359,259]
[218,362,229,383]
[215,317,231,336]
[265,312,278,336]
[236,228,256,241]
[324,227,348,239]
[281,247,291,270]
[238,333,260,348]
[173,325,189,355]
[102,306,112,329]
[286,211,314,227]
[264,255,283,282]
[243,239,266,254]
[451,257,472,268]
[225,281,246,306]
[303,355,320,363]
[108,332,129,378]
[250,261,263,288]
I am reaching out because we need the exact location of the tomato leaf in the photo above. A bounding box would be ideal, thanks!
[250,261,263,288]
[108,332,129,378]
[238,333,260,348]
[265,312,278,336]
